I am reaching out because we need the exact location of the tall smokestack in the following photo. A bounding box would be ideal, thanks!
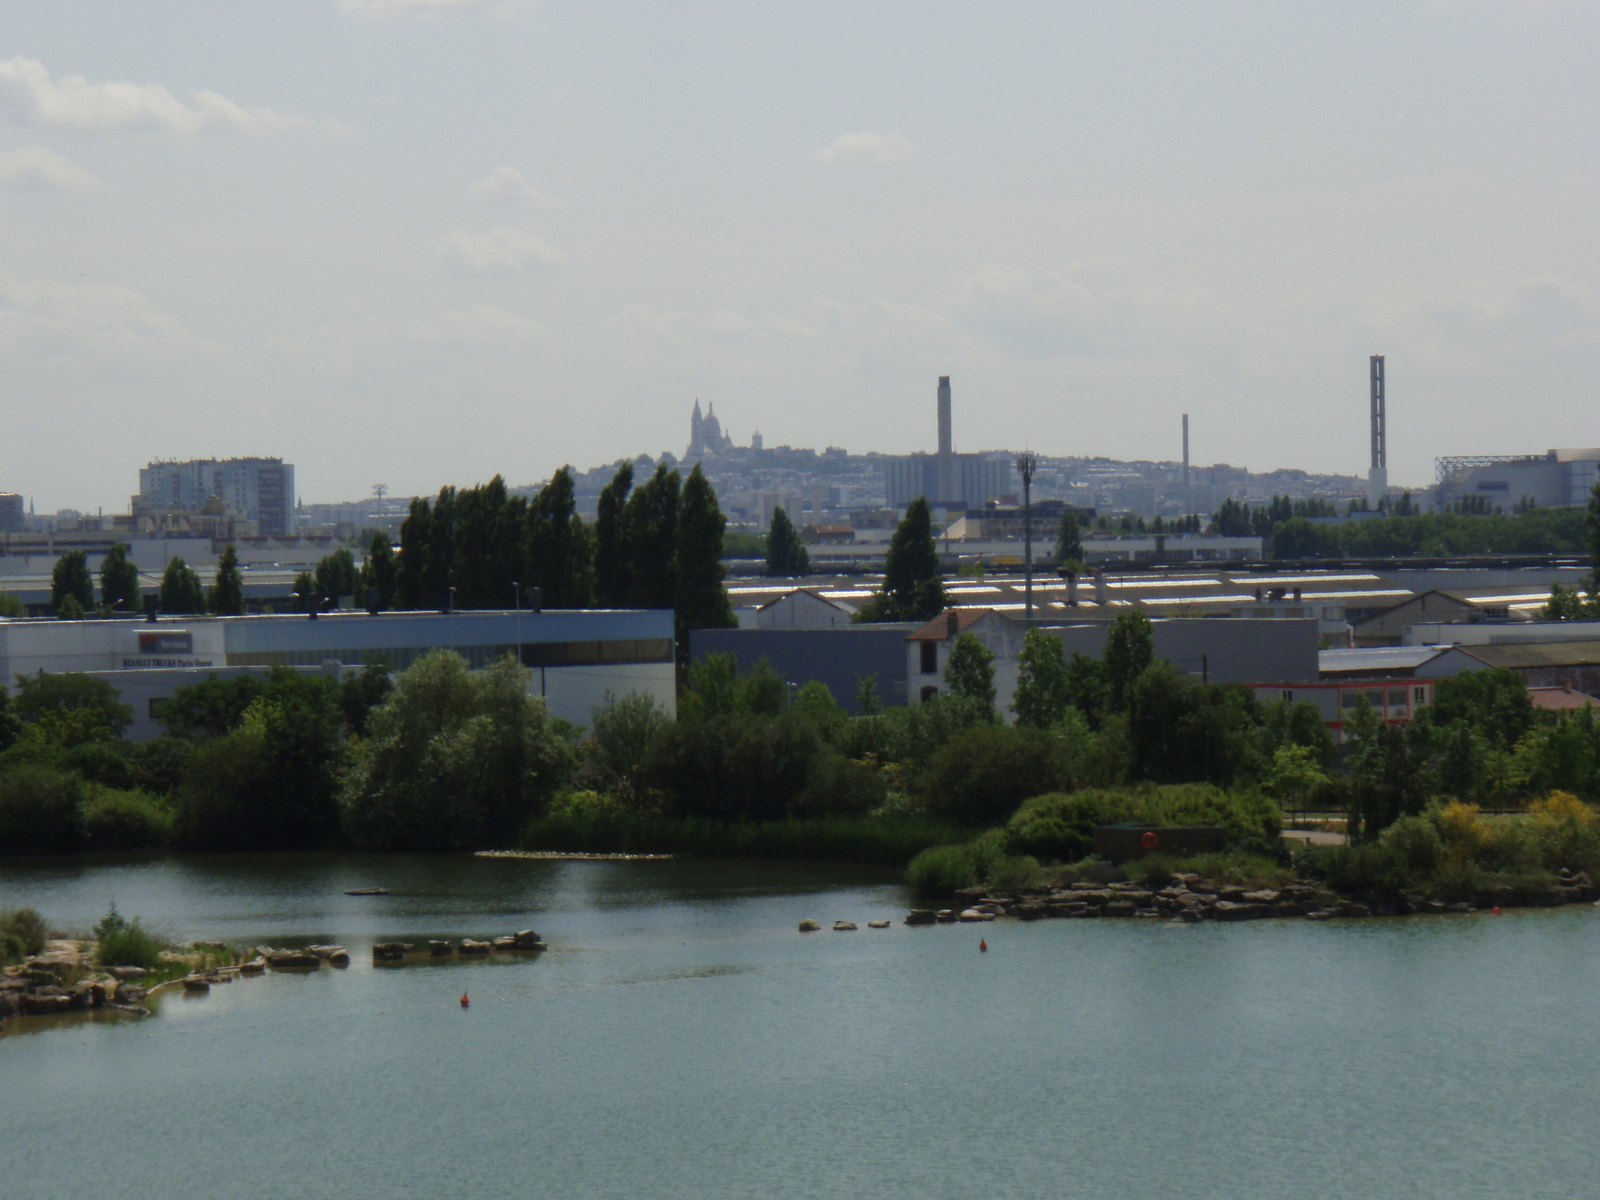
[1368,355,1387,509]
[1181,413,1190,499]
[936,375,953,506]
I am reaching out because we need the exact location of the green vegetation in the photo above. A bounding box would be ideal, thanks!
[854,497,945,622]
[1,907,48,964]
[93,903,164,969]
[159,556,206,614]
[0,592,25,618]
[51,550,94,615]
[209,543,245,615]
[99,542,142,613]
[765,505,810,576]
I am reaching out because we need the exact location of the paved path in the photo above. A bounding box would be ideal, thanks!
[1281,830,1348,846]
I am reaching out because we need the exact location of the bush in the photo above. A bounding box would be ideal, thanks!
[0,906,48,963]
[0,765,87,853]
[1378,814,1442,876]
[906,832,1010,894]
[1005,783,1283,863]
[82,789,173,849]
[64,740,137,790]
[93,903,163,969]
[921,725,1069,826]
[642,713,824,822]
[794,751,888,820]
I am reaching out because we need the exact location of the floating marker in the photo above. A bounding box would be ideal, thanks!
[460,992,470,1008]
[979,938,988,953]
[1492,906,1502,916]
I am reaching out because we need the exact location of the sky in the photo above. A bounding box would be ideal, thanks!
[1,0,1596,511]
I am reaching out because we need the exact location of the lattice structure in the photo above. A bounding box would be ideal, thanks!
[1435,455,1530,486]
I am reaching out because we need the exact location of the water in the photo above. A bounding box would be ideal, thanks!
[2,853,1596,1200]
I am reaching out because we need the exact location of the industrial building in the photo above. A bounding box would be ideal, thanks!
[137,458,297,538]
[882,377,1012,511]
[0,494,23,535]
[0,608,676,739]
[1435,448,1600,511]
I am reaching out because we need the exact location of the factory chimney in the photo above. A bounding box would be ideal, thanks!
[1368,355,1387,510]
[936,375,954,507]
[1181,413,1190,503]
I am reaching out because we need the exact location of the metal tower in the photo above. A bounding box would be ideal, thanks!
[1368,355,1387,509]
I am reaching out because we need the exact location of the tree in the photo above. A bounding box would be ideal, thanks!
[0,592,24,618]
[314,548,358,605]
[51,550,94,614]
[856,497,944,622]
[55,595,84,620]
[11,671,134,735]
[1053,510,1083,567]
[766,506,810,576]
[593,462,634,607]
[589,690,670,799]
[854,673,881,716]
[1263,744,1330,824]
[673,464,735,662]
[1125,662,1260,787]
[1102,608,1154,712]
[159,557,206,614]
[944,632,996,710]
[360,532,398,610]
[1211,497,1253,537]
[527,467,592,608]
[99,543,141,613]
[396,496,433,609]
[1426,668,1533,753]
[1012,629,1071,728]
[339,660,393,737]
[291,570,319,614]
[337,650,576,850]
[209,544,245,615]
[1588,476,1600,596]
[622,464,680,609]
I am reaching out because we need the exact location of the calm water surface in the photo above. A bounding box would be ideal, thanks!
[1,852,1595,1200]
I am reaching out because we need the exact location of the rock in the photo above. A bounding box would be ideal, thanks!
[1242,890,1281,905]
[428,940,453,956]
[20,993,72,1015]
[1175,909,1201,923]
[266,950,322,969]
[512,930,542,949]
[1103,900,1137,918]
[326,949,350,967]
[1013,903,1048,921]
[867,920,890,929]
[459,939,491,956]
[371,942,412,961]
[492,936,519,950]
[1275,903,1310,917]
[903,910,937,926]
[1445,901,1470,913]
[1213,901,1272,921]
[118,985,147,1004]
[1124,891,1155,907]
[935,910,957,923]
[239,957,266,974]
[1305,909,1336,920]
[106,966,147,982]
[953,887,988,903]
[67,981,95,1010]
[308,945,342,959]
[798,919,821,933]
[1218,886,1252,902]
[832,921,857,931]
[1339,903,1372,918]
[957,909,985,922]
[181,975,211,992]
[1070,905,1100,918]
[0,992,19,1020]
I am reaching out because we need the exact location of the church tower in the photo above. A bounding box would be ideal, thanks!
[689,399,704,457]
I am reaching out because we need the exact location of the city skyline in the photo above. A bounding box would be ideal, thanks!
[3,1,1596,512]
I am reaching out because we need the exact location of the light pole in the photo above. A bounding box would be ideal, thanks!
[1016,452,1038,619]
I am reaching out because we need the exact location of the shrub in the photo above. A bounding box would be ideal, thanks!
[906,832,1010,894]
[0,906,48,963]
[1379,814,1442,876]
[0,765,87,853]
[794,751,887,820]
[92,903,163,969]
[65,740,137,790]
[1005,784,1283,863]
[83,789,173,849]
[921,725,1068,826]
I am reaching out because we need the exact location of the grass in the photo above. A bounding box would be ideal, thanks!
[519,813,966,868]
[92,903,165,970]
[1,906,48,964]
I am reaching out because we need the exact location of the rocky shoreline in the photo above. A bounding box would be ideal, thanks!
[894,867,1600,926]
[0,941,152,1023]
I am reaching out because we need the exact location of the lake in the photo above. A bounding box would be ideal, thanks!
[2,852,1596,1200]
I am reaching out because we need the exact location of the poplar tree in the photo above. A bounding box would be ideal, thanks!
[856,497,944,621]
[160,557,206,614]
[527,467,591,608]
[396,497,432,609]
[209,544,245,616]
[673,463,735,663]
[98,542,142,612]
[51,550,94,614]
[622,464,681,610]
[944,632,996,710]
[360,532,398,610]
[593,462,634,607]
[1103,608,1154,712]
[765,506,809,576]
[1053,510,1083,567]
[1012,628,1072,727]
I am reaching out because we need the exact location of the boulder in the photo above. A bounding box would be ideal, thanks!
[1242,890,1281,905]
[1014,903,1047,921]
[118,985,147,1005]
[1338,903,1372,918]
[798,920,821,933]
[266,950,322,969]
[1103,900,1137,918]
[935,910,957,923]
[1275,903,1310,918]
[0,992,19,1020]
[832,921,857,931]
[957,909,985,923]
[106,966,147,982]
[181,975,210,992]
[512,930,542,949]
[492,936,519,950]
[1213,901,1272,921]
[903,910,937,926]
[238,957,266,974]
[325,949,350,967]
[459,939,491,956]
[371,943,412,961]
[20,993,72,1015]
[867,921,890,929]
[428,940,454,956]
[953,886,988,903]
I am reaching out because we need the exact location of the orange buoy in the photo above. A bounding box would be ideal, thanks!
[1141,831,1159,851]
[1492,906,1502,916]
[979,938,988,952]
[460,992,470,1008]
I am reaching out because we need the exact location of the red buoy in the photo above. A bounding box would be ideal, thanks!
[460,992,470,1008]
[979,938,988,952]
[1492,906,1502,916]
[1141,831,1159,851]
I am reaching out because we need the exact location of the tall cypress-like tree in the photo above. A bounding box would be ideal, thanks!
[765,506,809,577]
[1054,510,1083,567]
[209,544,245,615]
[452,477,509,609]
[396,497,432,609]
[425,486,457,610]
[99,542,142,612]
[623,464,681,609]
[160,556,206,614]
[856,497,943,622]
[51,550,95,613]
[1588,477,1600,597]
[1103,608,1154,713]
[361,532,398,610]
[673,464,735,663]
[594,462,634,607]
[527,467,591,608]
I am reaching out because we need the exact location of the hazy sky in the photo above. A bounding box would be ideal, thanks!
[2,0,1595,511]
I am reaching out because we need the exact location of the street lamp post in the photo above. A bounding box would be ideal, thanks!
[1016,452,1038,619]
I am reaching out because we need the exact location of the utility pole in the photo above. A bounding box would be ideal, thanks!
[1016,452,1038,619]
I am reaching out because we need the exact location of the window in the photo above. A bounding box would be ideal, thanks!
[1281,689,1293,702]
[920,641,938,675]
[1365,689,1385,708]
[1414,686,1428,707]
[1388,688,1407,709]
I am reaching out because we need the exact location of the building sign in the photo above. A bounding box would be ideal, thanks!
[139,632,193,654]
[122,658,214,669]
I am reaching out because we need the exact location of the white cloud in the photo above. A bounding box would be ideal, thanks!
[405,304,543,343]
[0,268,212,366]
[439,226,562,275]
[337,0,535,18]
[0,57,302,135]
[469,166,563,207]
[0,145,106,192]
[814,130,915,164]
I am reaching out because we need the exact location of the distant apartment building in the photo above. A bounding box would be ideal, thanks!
[0,493,24,534]
[137,458,295,537]
[883,453,1011,511]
